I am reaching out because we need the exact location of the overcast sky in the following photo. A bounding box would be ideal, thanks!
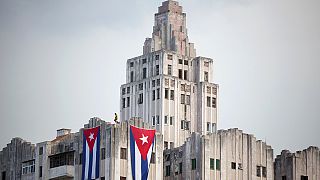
[0,0,319,155]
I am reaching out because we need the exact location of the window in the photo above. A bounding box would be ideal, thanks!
[152,90,155,101]
[152,116,155,126]
[155,65,159,75]
[127,97,130,107]
[39,147,43,155]
[181,120,184,129]
[212,123,216,133]
[185,121,190,130]
[138,93,143,104]
[301,176,308,180]
[184,70,188,80]
[204,61,209,67]
[164,142,168,150]
[120,177,126,180]
[191,159,196,170]
[139,83,143,90]
[157,88,160,99]
[207,122,211,132]
[130,62,134,67]
[179,59,183,64]
[165,165,171,176]
[210,158,215,170]
[282,176,287,180]
[142,58,147,64]
[130,71,134,82]
[143,68,147,79]
[152,80,155,87]
[257,166,261,177]
[39,166,42,177]
[120,148,127,159]
[157,79,160,86]
[101,177,105,180]
[184,60,188,65]
[164,116,168,124]
[212,97,216,108]
[181,94,185,104]
[79,153,83,164]
[156,116,160,125]
[155,54,159,60]
[186,95,190,105]
[49,152,74,168]
[216,159,221,170]
[179,162,182,174]
[207,96,211,107]
[178,69,182,79]
[2,171,6,180]
[167,54,173,60]
[238,163,243,170]
[231,162,236,169]
[101,148,106,160]
[151,153,155,164]
[168,65,172,75]
[122,88,126,95]
[170,116,173,125]
[122,98,126,108]
[262,166,267,177]
[165,88,169,99]
[170,90,174,100]
[22,160,35,175]
[204,71,208,82]
[127,87,130,93]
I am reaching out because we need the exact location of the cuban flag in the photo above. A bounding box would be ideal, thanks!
[130,125,156,180]
[82,126,100,180]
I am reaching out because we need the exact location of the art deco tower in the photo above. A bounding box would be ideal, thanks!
[120,0,218,148]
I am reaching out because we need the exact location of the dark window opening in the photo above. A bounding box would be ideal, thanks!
[120,148,127,159]
[178,69,182,79]
[143,68,147,79]
[130,71,134,82]
[157,88,160,99]
[231,162,236,169]
[130,62,134,67]
[210,158,215,170]
[256,166,261,177]
[142,58,147,64]
[216,159,221,170]
[207,96,211,107]
[170,90,174,100]
[168,65,172,75]
[39,147,43,155]
[101,148,106,160]
[170,116,173,125]
[301,176,308,180]
[204,71,208,82]
[212,97,216,108]
[165,88,169,99]
[191,159,196,170]
[184,70,188,80]
[165,165,171,176]
[151,153,156,164]
[49,151,74,168]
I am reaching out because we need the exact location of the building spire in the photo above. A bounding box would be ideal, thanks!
[143,0,196,57]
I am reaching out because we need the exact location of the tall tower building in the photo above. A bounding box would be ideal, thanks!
[120,0,218,148]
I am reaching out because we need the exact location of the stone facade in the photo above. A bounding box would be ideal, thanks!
[274,146,320,180]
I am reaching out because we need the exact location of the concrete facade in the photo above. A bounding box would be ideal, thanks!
[0,118,163,180]
[120,0,218,149]
[163,129,274,180]
[1,1,319,180]
[274,147,320,180]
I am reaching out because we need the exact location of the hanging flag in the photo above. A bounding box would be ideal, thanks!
[82,126,100,180]
[130,125,156,180]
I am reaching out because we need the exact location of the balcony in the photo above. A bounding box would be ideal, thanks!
[48,165,74,179]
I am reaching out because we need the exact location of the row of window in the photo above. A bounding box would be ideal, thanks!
[22,160,35,175]
[130,65,160,82]
[129,55,160,68]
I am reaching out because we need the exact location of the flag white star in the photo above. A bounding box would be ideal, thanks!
[89,133,94,141]
[139,134,148,145]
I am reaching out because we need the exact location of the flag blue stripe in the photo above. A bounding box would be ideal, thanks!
[81,133,86,180]
[141,155,149,180]
[95,128,100,178]
[130,128,136,180]
[88,146,93,179]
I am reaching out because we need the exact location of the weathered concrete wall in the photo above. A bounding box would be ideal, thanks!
[274,146,320,180]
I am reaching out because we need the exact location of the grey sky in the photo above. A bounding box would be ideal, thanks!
[0,0,319,155]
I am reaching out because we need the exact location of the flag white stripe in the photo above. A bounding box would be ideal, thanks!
[135,141,141,180]
[91,139,97,179]
[85,141,90,179]
[147,144,153,168]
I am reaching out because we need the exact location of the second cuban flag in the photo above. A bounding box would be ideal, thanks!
[130,125,156,180]
[82,126,100,180]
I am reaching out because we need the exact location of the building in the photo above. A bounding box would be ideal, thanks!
[163,129,274,180]
[274,146,320,180]
[120,0,218,148]
[0,1,319,180]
